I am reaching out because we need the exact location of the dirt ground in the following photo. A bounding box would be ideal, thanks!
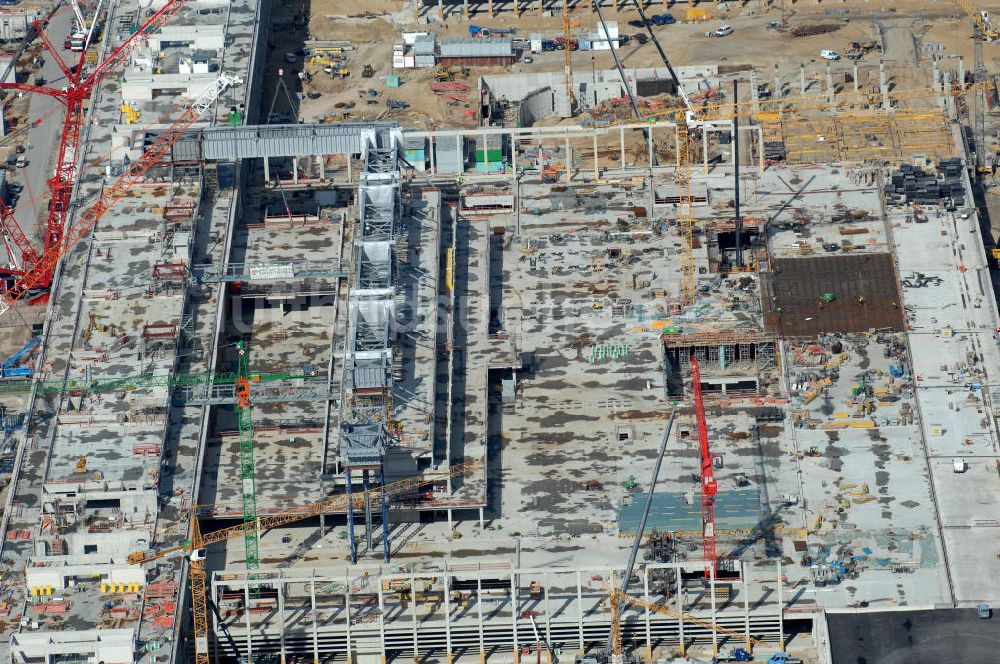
[278,0,992,129]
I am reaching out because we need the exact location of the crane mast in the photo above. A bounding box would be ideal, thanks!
[691,355,718,578]
[0,72,241,316]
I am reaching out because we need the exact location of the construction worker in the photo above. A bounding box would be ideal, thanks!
[857,295,866,306]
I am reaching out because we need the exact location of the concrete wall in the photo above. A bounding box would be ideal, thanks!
[121,73,222,103]
[149,24,226,52]
[484,64,722,121]
[517,86,555,127]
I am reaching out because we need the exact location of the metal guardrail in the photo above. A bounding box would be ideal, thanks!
[189,259,348,283]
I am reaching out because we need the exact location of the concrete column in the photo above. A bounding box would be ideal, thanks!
[310,578,320,664]
[703,126,710,172]
[443,573,453,662]
[347,154,352,181]
[278,580,287,664]
[709,567,719,655]
[826,62,834,103]
[757,127,765,172]
[943,71,953,115]
[544,572,553,659]
[410,570,419,663]
[853,63,859,93]
[642,568,652,662]
[650,125,656,171]
[511,136,518,172]
[676,569,686,656]
[514,0,519,17]
[430,136,437,175]
[960,57,965,88]
[292,156,299,184]
[720,344,727,371]
[377,579,387,663]
[800,62,806,95]
[742,561,752,650]
[511,573,520,658]
[880,60,890,111]
[264,156,270,183]
[777,559,785,651]
[463,0,469,18]
[438,0,444,20]
[479,505,484,529]
[538,0,542,14]
[564,133,572,182]
[488,0,494,17]
[244,580,254,664]
[345,575,353,664]
[774,63,782,101]
[576,570,585,654]
[750,69,759,113]
[619,126,626,168]
[476,571,486,663]
[933,59,941,91]
[592,132,599,180]
[456,133,463,175]
[317,154,325,180]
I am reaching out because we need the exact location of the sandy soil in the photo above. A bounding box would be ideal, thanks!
[275,0,991,128]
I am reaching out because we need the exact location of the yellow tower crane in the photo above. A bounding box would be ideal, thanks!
[607,589,774,659]
[129,460,480,664]
[955,0,999,42]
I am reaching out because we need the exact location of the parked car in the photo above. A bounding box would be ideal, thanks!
[820,49,840,60]
[634,33,649,44]
[651,14,675,26]
[522,55,533,64]
[714,25,734,37]
[284,52,298,63]
[627,18,649,28]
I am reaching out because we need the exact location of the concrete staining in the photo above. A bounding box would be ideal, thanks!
[3,2,1000,663]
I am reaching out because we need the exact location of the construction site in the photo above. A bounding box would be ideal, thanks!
[0,0,999,663]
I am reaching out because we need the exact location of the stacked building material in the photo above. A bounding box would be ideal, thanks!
[884,158,965,208]
[764,141,786,163]
[429,81,471,105]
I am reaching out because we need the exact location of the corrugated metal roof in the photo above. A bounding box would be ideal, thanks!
[413,35,436,55]
[440,38,512,58]
[201,122,400,159]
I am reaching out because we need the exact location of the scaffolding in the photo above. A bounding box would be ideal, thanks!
[664,330,777,377]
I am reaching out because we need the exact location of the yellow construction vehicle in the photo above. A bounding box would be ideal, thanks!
[120,103,140,124]
[955,0,999,42]
[308,56,336,74]
[434,67,455,82]
[128,461,479,664]
[75,456,87,473]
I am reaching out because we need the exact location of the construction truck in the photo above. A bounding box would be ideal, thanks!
[844,40,878,59]
[386,99,409,111]
[434,67,455,82]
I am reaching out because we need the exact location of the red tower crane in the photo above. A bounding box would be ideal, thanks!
[0,0,192,288]
[690,354,718,578]
[0,73,241,315]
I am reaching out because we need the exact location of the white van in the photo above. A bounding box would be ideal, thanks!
[715,25,734,37]
[820,50,840,60]
[953,457,967,473]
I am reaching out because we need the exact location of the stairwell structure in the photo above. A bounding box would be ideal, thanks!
[339,126,405,563]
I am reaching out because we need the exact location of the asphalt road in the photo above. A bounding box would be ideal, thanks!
[5,6,76,264]
[829,608,1000,664]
